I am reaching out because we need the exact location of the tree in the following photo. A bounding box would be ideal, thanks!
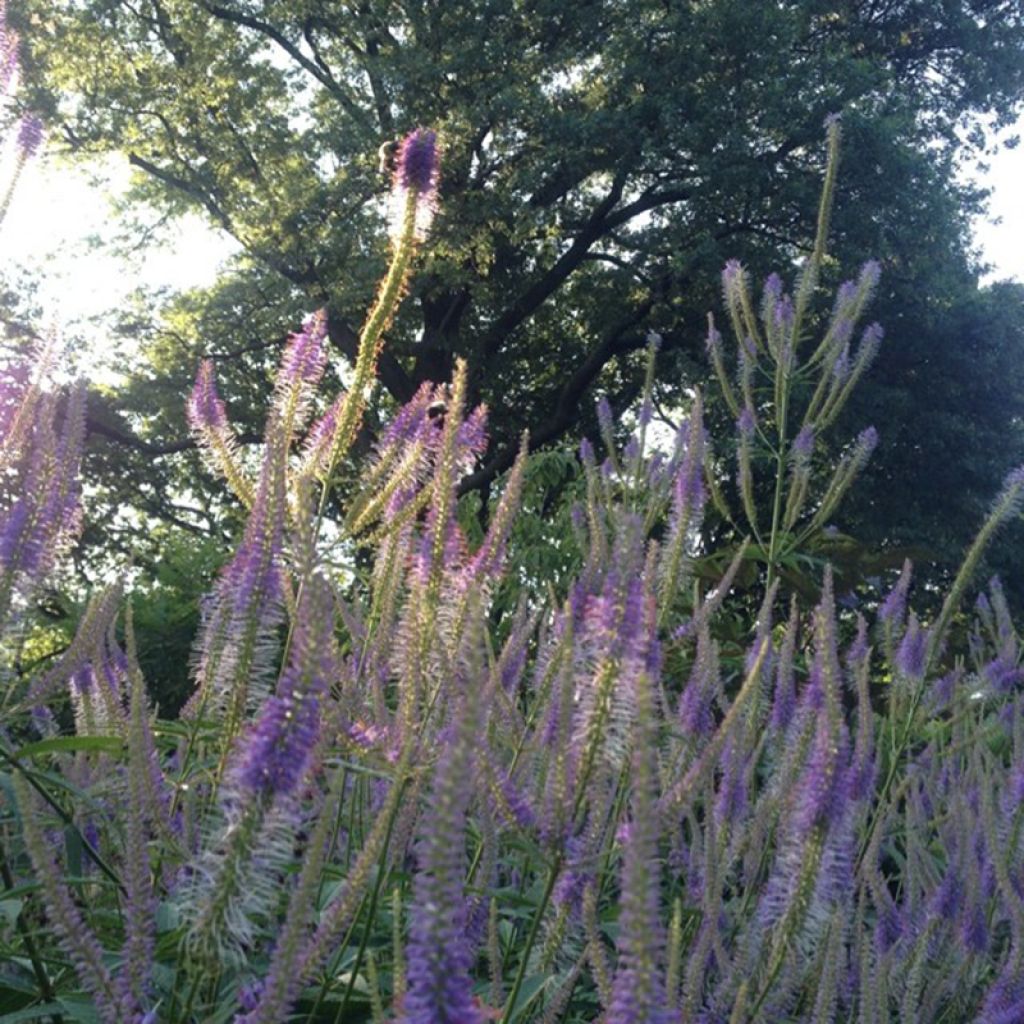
[841,278,1024,599]
[13,0,1024,586]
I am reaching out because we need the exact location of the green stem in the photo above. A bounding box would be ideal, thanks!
[500,853,563,1024]
[331,850,391,1024]
[765,376,790,591]
[282,186,422,673]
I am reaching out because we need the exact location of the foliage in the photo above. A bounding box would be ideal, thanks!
[5,126,1024,1024]
[11,0,1024,587]
[841,277,1024,602]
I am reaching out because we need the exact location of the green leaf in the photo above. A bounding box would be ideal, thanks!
[0,898,24,928]
[11,736,125,760]
[64,824,83,878]
[1,1004,67,1022]
[505,973,547,1021]
[58,994,102,1023]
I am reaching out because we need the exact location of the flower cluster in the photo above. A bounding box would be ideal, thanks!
[5,126,1024,1024]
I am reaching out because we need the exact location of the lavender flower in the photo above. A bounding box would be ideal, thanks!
[398,127,440,193]
[737,405,756,436]
[391,127,441,240]
[401,719,483,1022]
[187,359,227,432]
[298,392,345,477]
[233,575,335,799]
[187,359,254,507]
[608,669,673,1024]
[14,776,132,1022]
[878,559,913,626]
[773,294,795,335]
[857,259,881,300]
[982,650,1024,694]
[770,601,800,733]
[722,259,743,294]
[859,321,884,356]
[705,321,723,356]
[791,723,850,840]
[0,381,85,615]
[792,425,815,461]
[978,962,1024,1024]
[279,309,328,388]
[858,425,879,454]
[895,613,928,680]
[678,625,719,738]
[0,3,18,93]
[16,113,42,158]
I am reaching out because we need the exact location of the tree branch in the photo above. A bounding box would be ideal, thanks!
[480,169,629,356]
[602,185,692,232]
[459,298,655,494]
[85,409,259,457]
[201,2,373,131]
[127,151,235,235]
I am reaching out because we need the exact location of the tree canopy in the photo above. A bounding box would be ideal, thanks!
[11,0,1024,593]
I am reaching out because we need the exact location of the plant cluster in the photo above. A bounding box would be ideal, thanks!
[3,117,1024,1024]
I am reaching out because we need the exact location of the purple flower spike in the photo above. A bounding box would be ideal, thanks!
[834,280,857,312]
[233,576,336,798]
[187,360,227,433]
[978,966,1024,1024]
[737,406,756,436]
[832,345,850,382]
[929,868,962,923]
[982,653,1024,694]
[793,424,815,460]
[722,259,743,289]
[858,425,879,453]
[235,689,319,798]
[17,114,43,158]
[861,322,884,350]
[402,715,483,1023]
[391,128,441,240]
[960,899,989,954]
[895,613,927,680]
[1005,465,1024,490]
[878,560,912,625]
[993,465,1024,523]
[705,322,722,354]
[281,309,328,387]
[792,725,849,838]
[874,903,904,953]
[397,128,440,195]
[858,259,881,294]
[774,295,794,333]
[238,980,263,1012]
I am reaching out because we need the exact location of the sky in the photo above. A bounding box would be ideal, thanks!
[971,130,1024,283]
[1,119,1022,374]
[1,151,237,326]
